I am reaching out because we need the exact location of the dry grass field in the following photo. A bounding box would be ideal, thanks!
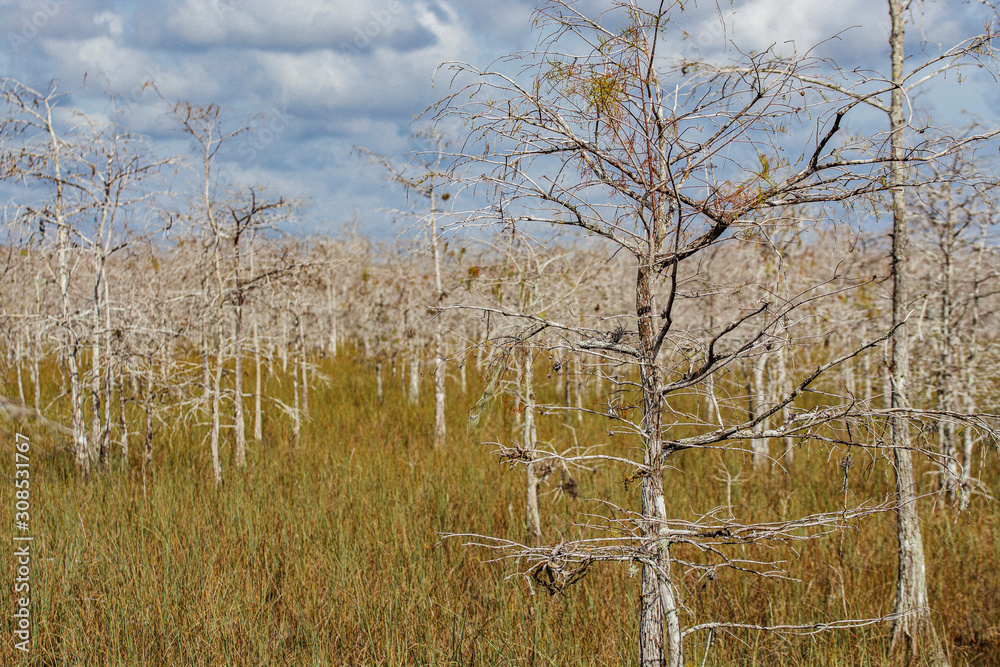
[1,352,998,665]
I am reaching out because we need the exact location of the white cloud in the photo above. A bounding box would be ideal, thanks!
[149,0,433,54]
[93,10,123,36]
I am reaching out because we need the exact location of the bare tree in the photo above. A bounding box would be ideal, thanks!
[357,130,453,447]
[434,2,999,664]
[910,151,1000,506]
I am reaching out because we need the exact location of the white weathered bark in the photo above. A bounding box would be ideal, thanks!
[210,322,224,486]
[408,345,420,404]
[888,1,948,661]
[636,264,681,667]
[775,342,793,463]
[44,108,89,473]
[431,186,446,448]
[144,363,154,464]
[749,351,771,471]
[523,346,541,546]
[251,242,263,443]
[292,314,302,447]
[299,315,309,421]
[15,334,25,406]
[234,296,247,467]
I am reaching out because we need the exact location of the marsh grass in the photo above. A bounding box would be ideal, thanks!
[0,352,997,665]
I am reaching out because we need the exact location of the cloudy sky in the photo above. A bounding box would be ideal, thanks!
[1,0,997,238]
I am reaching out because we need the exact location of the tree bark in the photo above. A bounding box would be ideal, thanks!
[888,1,949,662]
[234,235,247,468]
[431,186,447,448]
[409,344,420,404]
[292,313,302,446]
[210,321,224,486]
[776,341,793,463]
[749,351,771,471]
[252,243,263,443]
[636,264,681,667]
[523,346,541,546]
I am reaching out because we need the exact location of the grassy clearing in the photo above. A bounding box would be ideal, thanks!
[0,352,997,665]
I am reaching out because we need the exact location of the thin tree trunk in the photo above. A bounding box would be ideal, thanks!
[144,363,154,464]
[574,354,584,425]
[59,220,88,473]
[91,284,103,464]
[523,346,541,546]
[292,314,302,446]
[431,185,447,448]
[118,371,128,462]
[252,299,263,445]
[299,315,308,420]
[101,273,114,465]
[749,352,770,471]
[433,334,446,447]
[776,342,793,463]
[888,1,948,662]
[234,293,246,467]
[280,310,289,373]
[31,325,41,412]
[409,344,420,404]
[201,308,211,412]
[636,264,681,667]
[15,334,25,405]
[861,319,873,402]
[937,218,959,504]
[253,308,263,443]
[210,323,224,486]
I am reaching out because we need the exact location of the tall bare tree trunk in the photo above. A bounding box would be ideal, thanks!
[960,236,982,497]
[749,351,770,471]
[574,354,584,425]
[408,343,420,404]
[280,310,289,373]
[776,341,793,463]
[861,319,873,403]
[118,369,128,461]
[299,315,309,420]
[91,283,103,463]
[144,362,154,464]
[523,346,541,546]
[101,274,114,465]
[252,242,263,443]
[46,118,89,473]
[636,264,681,667]
[888,1,949,662]
[201,284,212,412]
[15,334,25,406]
[292,314,302,446]
[210,321,224,486]
[431,187,446,448]
[234,290,246,468]
[31,275,41,411]
[59,220,88,473]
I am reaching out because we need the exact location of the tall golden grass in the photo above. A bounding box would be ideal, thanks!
[0,352,997,665]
